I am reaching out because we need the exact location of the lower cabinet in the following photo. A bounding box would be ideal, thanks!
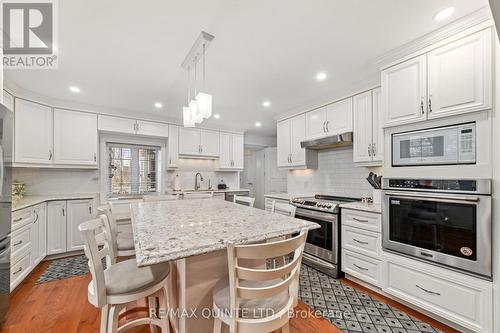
[47,199,94,254]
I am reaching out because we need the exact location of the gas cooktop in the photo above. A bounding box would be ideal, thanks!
[291,195,359,213]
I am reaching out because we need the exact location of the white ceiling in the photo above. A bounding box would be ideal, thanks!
[5,0,489,136]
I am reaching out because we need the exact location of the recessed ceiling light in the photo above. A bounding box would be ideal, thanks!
[262,100,271,108]
[255,122,262,127]
[316,72,327,81]
[154,102,163,109]
[434,7,455,21]
[213,114,220,119]
[69,86,80,93]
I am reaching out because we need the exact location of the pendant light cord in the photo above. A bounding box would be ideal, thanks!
[194,56,198,96]
[203,43,206,88]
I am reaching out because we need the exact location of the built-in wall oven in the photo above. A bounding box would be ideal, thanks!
[382,178,491,278]
[392,122,476,166]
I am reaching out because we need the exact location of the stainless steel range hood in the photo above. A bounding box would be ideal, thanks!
[300,132,353,150]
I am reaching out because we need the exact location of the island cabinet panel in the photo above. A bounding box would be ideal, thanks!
[47,201,67,255]
[14,99,53,164]
[53,109,98,166]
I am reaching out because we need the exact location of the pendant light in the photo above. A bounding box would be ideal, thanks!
[183,67,195,127]
[196,43,212,119]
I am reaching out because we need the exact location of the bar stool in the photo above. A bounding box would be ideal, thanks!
[233,195,256,207]
[79,216,172,333]
[270,200,296,217]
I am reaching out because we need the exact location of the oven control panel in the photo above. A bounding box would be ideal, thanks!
[387,179,477,191]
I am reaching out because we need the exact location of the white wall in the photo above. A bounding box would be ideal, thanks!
[287,147,381,198]
[12,168,99,195]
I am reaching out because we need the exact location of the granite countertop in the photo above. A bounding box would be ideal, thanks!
[12,193,99,212]
[264,193,291,201]
[130,198,319,266]
[339,201,382,214]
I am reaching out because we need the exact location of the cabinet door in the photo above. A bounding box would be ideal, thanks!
[353,91,373,163]
[167,125,179,168]
[277,120,291,167]
[200,129,219,157]
[67,200,93,252]
[428,29,491,119]
[47,201,67,255]
[371,88,383,163]
[36,203,47,260]
[54,109,98,166]
[232,134,244,169]
[290,114,306,166]
[1,91,14,162]
[179,127,201,155]
[136,120,169,137]
[98,115,136,134]
[305,107,327,140]
[30,214,40,267]
[326,98,353,134]
[14,99,53,164]
[218,132,233,168]
[381,55,427,127]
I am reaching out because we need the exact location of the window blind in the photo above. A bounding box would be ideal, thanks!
[107,143,159,197]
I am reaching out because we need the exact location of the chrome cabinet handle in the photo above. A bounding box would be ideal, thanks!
[326,121,329,132]
[368,144,372,157]
[13,217,23,222]
[372,143,376,157]
[352,217,369,223]
[322,121,326,133]
[420,100,424,114]
[416,284,441,296]
[13,267,22,275]
[13,240,23,246]
[33,211,39,224]
[89,206,92,215]
[49,149,52,160]
[62,208,65,217]
[353,238,369,245]
[94,153,97,162]
[353,263,368,271]
[428,98,432,113]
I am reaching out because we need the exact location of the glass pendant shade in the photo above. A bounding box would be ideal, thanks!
[196,92,212,119]
[190,99,203,123]
[183,106,195,127]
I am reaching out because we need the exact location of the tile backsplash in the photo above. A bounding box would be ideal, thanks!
[287,147,382,198]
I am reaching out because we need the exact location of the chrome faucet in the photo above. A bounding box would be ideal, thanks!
[195,172,204,190]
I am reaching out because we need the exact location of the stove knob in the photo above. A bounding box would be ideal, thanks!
[326,204,332,209]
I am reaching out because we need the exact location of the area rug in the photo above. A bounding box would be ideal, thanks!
[36,255,93,284]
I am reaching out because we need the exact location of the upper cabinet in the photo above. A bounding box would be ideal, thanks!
[353,89,382,165]
[306,98,353,140]
[277,114,317,169]
[1,91,14,162]
[98,115,168,137]
[381,28,492,127]
[218,133,244,169]
[167,124,179,169]
[14,99,53,164]
[179,127,219,157]
[54,109,98,166]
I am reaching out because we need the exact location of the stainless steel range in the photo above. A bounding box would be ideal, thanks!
[291,195,358,278]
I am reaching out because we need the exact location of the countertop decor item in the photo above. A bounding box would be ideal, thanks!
[12,181,27,205]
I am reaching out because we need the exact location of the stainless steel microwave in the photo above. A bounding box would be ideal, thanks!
[392,123,476,167]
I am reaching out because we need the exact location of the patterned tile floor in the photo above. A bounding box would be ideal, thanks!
[36,255,95,284]
[299,264,444,333]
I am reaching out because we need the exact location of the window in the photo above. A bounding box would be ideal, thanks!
[107,143,159,197]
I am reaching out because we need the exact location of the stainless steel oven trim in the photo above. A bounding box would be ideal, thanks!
[382,190,492,278]
[382,178,491,195]
[295,208,337,221]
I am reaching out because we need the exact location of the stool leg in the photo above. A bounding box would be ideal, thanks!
[100,304,109,333]
[108,304,120,333]
[159,287,171,333]
[213,317,222,333]
[148,296,159,333]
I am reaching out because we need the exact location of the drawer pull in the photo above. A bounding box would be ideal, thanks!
[13,267,22,275]
[353,238,369,245]
[352,217,369,223]
[353,263,369,271]
[13,217,23,222]
[13,240,23,247]
[416,284,441,296]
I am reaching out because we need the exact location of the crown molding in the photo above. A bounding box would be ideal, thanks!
[372,6,494,69]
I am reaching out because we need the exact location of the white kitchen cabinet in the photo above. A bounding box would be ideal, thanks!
[179,128,219,157]
[14,99,53,164]
[1,91,14,162]
[325,98,353,134]
[31,204,46,267]
[277,114,317,169]
[47,201,67,255]
[427,29,491,119]
[381,54,427,127]
[136,120,169,137]
[98,115,136,134]
[219,133,244,169]
[66,199,94,251]
[353,89,383,165]
[305,106,327,140]
[54,109,98,166]
[167,124,179,168]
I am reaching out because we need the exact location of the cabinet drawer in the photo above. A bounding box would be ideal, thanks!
[341,209,381,232]
[341,250,383,287]
[341,226,381,259]
[11,251,32,291]
[11,225,32,259]
[12,208,36,230]
[385,261,491,332]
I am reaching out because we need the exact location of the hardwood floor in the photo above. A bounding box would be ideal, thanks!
[1,259,458,333]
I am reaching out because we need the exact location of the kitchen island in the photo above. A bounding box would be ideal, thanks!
[130,198,319,333]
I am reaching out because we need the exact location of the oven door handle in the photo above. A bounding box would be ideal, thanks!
[295,209,337,222]
[384,191,480,203]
